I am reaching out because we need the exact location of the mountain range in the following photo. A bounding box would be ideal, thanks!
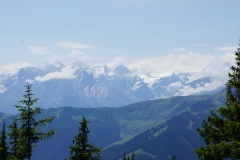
[0,88,226,160]
[0,61,228,114]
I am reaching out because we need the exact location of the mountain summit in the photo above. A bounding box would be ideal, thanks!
[0,61,226,114]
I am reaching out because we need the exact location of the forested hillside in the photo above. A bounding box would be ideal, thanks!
[0,88,225,160]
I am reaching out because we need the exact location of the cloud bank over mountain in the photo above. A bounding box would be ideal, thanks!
[0,52,235,82]
[0,62,33,75]
[125,52,234,79]
[35,66,78,82]
[0,52,234,114]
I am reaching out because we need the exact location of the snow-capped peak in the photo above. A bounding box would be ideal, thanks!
[38,61,66,72]
[114,65,131,76]
[89,65,110,78]
[71,61,88,70]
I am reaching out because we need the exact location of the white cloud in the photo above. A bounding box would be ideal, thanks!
[215,46,239,51]
[0,62,32,75]
[104,52,234,96]
[167,82,183,92]
[220,52,235,64]
[127,59,155,75]
[50,50,102,65]
[56,42,97,49]
[127,52,235,90]
[183,52,234,82]
[172,47,185,52]
[107,57,124,68]
[168,82,182,88]
[175,80,223,96]
[130,52,235,96]
[28,46,51,54]
[35,66,77,82]
[127,52,217,75]
[199,58,231,79]
[68,50,84,57]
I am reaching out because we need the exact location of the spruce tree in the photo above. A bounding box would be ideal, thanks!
[122,152,127,160]
[7,118,22,159]
[171,155,176,160]
[9,83,55,160]
[0,122,8,160]
[131,151,135,160]
[68,116,101,160]
[195,47,240,159]
[122,152,134,160]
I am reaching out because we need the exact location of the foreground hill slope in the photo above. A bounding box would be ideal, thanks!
[102,99,219,160]
[0,89,225,160]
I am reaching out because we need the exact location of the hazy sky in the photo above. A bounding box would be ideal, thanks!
[1,0,240,68]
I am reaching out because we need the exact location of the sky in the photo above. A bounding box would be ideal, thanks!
[0,0,240,75]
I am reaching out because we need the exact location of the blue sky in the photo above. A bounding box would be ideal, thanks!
[0,0,240,69]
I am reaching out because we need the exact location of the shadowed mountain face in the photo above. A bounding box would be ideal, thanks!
[0,89,226,160]
[0,62,226,114]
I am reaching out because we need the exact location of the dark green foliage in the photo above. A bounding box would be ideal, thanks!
[131,152,135,160]
[122,152,127,160]
[195,50,240,159]
[171,155,176,160]
[0,123,8,159]
[8,118,23,159]
[122,152,134,160]
[68,116,101,160]
[8,83,55,160]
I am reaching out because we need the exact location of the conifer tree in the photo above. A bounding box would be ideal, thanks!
[68,116,101,160]
[122,152,127,160]
[7,118,22,159]
[195,47,240,159]
[9,83,55,160]
[131,151,135,160]
[0,122,8,160]
[171,155,176,160]
[122,152,134,160]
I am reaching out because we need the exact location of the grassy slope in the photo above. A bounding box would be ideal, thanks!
[102,89,225,160]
